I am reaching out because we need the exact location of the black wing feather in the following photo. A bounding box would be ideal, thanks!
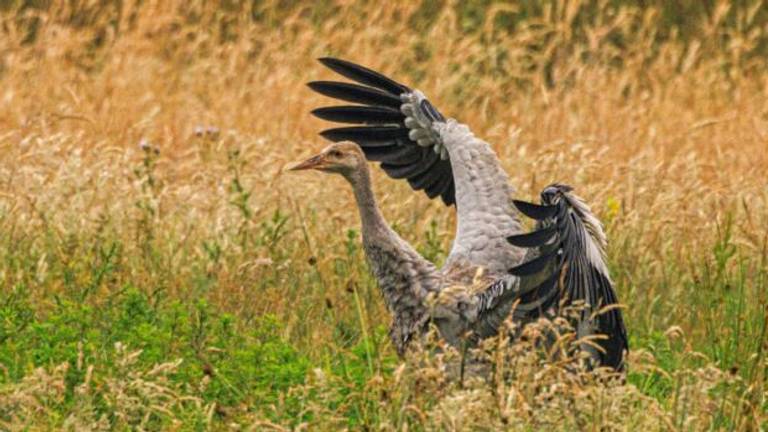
[441,182,456,206]
[551,199,628,370]
[477,191,629,371]
[361,144,422,165]
[513,273,561,315]
[311,106,403,124]
[308,81,403,109]
[320,126,410,143]
[318,57,409,95]
[507,225,556,247]
[309,58,455,206]
[410,162,449,196]
[508,249,558,276]
[427,172,454,200]
[380,150,440,179]
[513,200,558,220]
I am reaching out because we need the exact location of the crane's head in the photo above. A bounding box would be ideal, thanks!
[287,141,365,177]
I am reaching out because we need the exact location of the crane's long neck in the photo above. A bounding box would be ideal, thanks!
[345,164,437,281]
[347,166,389,237]
[344,163,438,355]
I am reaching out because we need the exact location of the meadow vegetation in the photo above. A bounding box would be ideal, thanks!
[0,0,767,429]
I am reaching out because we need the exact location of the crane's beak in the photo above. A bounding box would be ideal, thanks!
[287,153,327,171]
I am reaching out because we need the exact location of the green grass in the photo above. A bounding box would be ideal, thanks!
[1,206,765,428]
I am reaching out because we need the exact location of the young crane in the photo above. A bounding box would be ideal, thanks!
[291,58,628,370]
[289,143,628,370]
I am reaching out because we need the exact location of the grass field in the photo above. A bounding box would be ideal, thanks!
[1,0,767,429]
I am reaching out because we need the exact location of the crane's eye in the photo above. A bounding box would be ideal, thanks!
[329,150,342,158]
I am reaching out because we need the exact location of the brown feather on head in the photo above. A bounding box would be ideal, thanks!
[287,141,366,176]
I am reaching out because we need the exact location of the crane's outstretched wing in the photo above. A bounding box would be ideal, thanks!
[308,57,455,205]
[473,184,629,370]
[309,58,523,274]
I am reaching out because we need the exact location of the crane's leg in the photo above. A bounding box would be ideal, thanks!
[459,337,468,388]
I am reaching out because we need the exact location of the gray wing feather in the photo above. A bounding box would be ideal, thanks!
[436,120,524,274]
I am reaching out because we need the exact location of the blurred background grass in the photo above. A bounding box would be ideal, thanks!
[0,0,766,429]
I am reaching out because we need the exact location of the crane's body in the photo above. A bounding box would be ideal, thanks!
[292,58,629,371]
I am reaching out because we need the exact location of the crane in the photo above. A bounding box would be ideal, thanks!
[291,58,628,370]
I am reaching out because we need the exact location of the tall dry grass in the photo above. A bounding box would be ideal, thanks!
[0,0,766,429]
